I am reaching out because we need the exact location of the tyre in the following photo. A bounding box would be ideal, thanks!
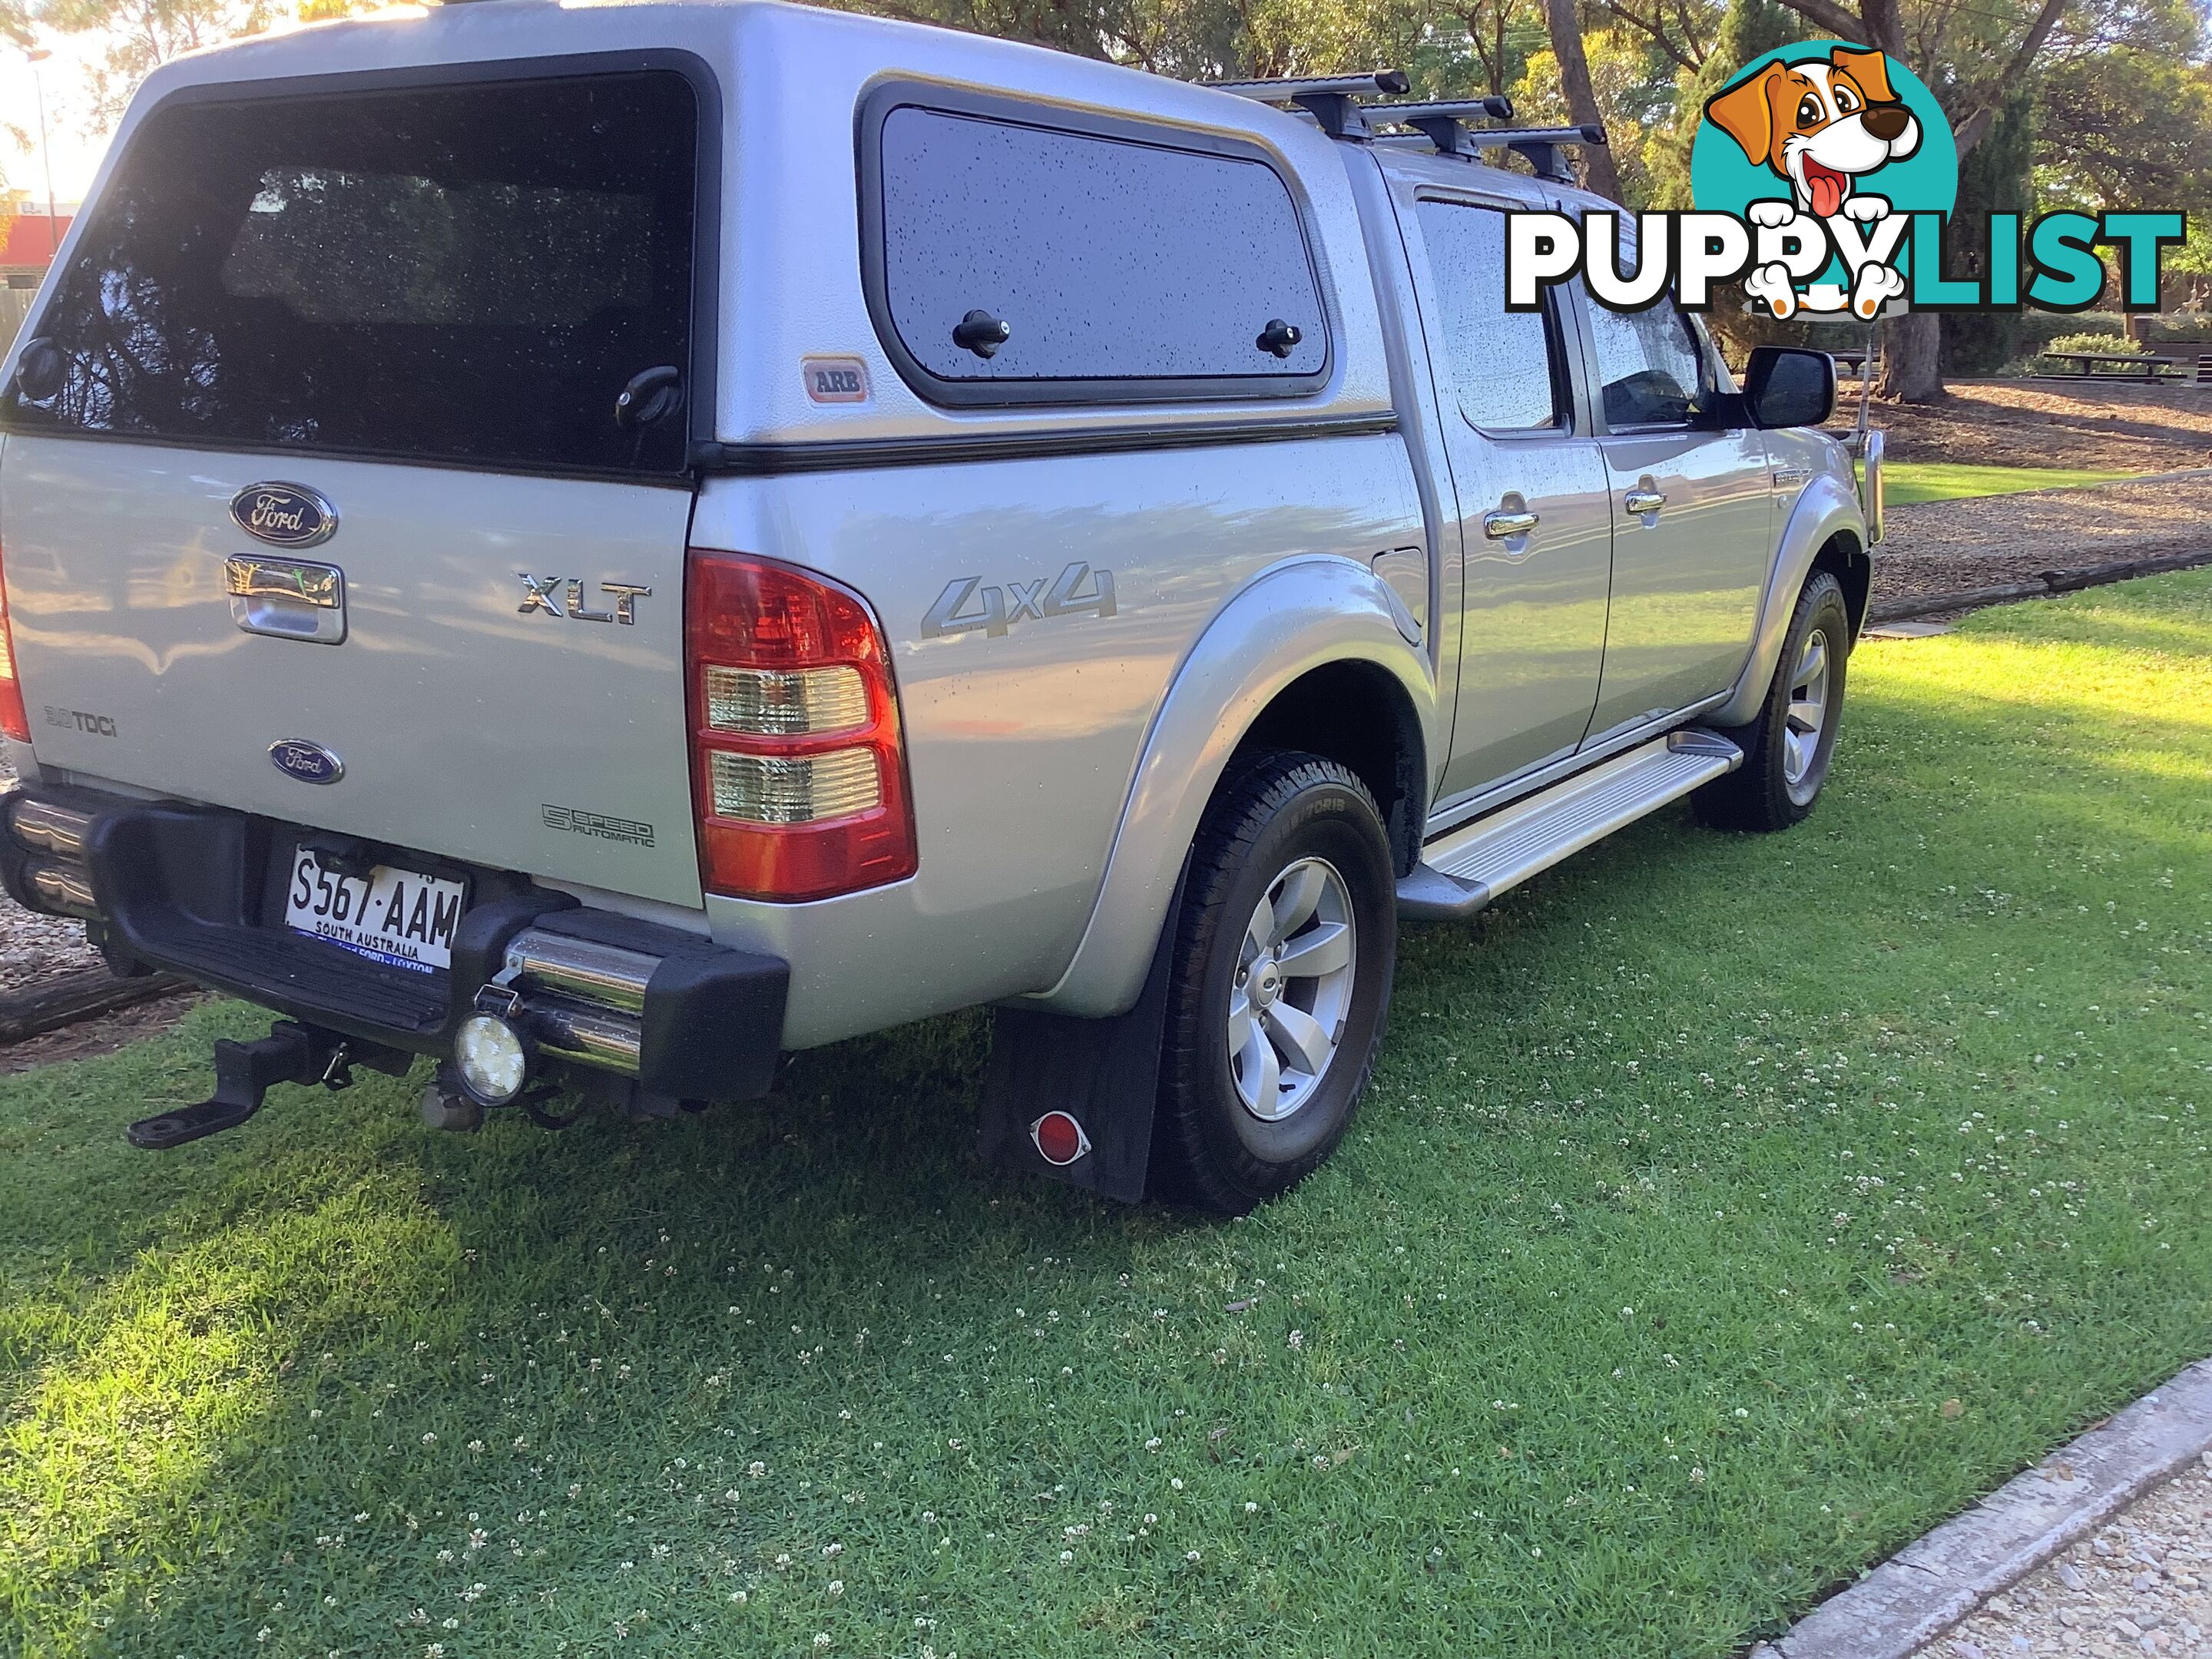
[1155,751,1397,1215]
[1693,570,1851,833]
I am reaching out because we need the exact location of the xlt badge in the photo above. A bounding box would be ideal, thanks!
[517,575,651,625]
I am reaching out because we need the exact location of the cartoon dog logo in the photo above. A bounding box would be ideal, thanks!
[1704,46,1923,317]
[1705,46,1921,222]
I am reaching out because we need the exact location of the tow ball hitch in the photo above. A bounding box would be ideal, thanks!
[126,1021,412,1151]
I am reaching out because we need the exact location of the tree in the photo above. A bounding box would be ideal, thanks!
[1757,0,2074,399]
[1544,0,1626,197]
[1513,25,1677,202]
[1646,0,1793,207]
[35,0,410,125]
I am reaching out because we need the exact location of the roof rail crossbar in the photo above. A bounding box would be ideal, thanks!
[1471,123,1608,181]
[1204,69,1412,139]
[1363,96,1516,155]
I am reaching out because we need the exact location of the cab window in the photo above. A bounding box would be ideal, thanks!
[1583,302,1716,429]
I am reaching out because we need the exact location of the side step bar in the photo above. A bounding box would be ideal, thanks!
[1398,730,1742,922]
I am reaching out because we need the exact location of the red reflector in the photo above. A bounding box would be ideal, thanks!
[1029,1111,1091,1167]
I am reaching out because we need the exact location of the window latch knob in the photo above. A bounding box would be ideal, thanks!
[953,310,1012,359]
[1257,318,1303,359]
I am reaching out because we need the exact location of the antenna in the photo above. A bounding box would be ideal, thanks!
[1205,70,1412,139]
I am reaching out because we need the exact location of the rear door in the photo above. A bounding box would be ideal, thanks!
[1405,194,1613,800]
[0,63,710,906]
[1577,298,1773,740]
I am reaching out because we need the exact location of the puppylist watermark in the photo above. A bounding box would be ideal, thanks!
[1505,41,2185,320]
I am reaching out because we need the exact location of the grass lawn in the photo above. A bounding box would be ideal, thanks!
[1885,461,2136,505]
[4,573,2211,1657]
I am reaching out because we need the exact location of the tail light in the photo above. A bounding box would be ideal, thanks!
[0,541,27,743]
[685,551,917,901]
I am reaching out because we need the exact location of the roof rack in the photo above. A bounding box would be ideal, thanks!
[1462,123,1608,181]
[1363,96,1516,154]
[1204,75,1606,180]
[1205,70,1412,138]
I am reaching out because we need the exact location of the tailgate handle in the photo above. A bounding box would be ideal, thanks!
[226,555,346,646]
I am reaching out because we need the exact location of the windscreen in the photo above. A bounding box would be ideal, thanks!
[4,69,700,475]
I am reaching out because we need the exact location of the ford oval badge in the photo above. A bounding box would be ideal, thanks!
[269,739,343,785]
[231,482,337,549]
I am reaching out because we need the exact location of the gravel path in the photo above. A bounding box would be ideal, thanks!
[1871,475,2212,613]
[1830,381,2212,472]
[1913,1455,2212,1659]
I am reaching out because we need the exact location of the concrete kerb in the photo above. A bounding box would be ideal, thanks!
[1750,1359,2212,1659]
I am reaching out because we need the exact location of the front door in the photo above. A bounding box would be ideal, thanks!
[1578,300,1775,740]
[1407,195,1614,801]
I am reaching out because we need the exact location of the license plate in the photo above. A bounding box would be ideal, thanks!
[285,847,465,975]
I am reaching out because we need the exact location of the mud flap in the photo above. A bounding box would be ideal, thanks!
[978,871,1184,1204]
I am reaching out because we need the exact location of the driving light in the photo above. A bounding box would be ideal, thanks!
[454,1012,530,1106]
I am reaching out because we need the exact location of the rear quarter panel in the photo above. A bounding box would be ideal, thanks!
[694,435,1423,1048]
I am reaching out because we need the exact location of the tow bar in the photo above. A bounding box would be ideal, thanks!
[126,1020,412,1150]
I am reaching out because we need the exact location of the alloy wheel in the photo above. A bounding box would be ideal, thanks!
[1227,856,1357,1122]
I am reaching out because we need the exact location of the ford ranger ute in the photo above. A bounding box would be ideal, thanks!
[0,0,1880,1214]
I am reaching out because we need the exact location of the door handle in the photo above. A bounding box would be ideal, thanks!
[1623,488,1667,516]
[1482,508,1540,539]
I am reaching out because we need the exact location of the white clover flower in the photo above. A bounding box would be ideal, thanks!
[1170,1479,1184,1492]
[828,1580,844,1597]
[730,1590,748,1604]
[422,1432,437,1445]
[1144,1438,1161,1452]
[1059,1550,1074,1564]
[1244,1502,1259,1515]
[1185,1551,1201,1564]
[824,1543,843,1558]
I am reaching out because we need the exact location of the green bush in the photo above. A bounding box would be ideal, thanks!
[2044,331,2145,356]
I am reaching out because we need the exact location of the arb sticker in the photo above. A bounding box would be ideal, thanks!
[802,356,872,404]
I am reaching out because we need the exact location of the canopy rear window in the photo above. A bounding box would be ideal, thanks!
[5,68,702,475]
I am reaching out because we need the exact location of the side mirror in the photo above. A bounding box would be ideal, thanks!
[1741,346,1836,429]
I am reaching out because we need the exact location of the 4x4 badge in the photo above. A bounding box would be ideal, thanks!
[922,562,1117,641]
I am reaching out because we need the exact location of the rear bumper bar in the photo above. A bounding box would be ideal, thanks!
[0,781,789,1102]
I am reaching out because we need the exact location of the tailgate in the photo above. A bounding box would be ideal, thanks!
[0,62,711,906]
[0,439,701,906]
